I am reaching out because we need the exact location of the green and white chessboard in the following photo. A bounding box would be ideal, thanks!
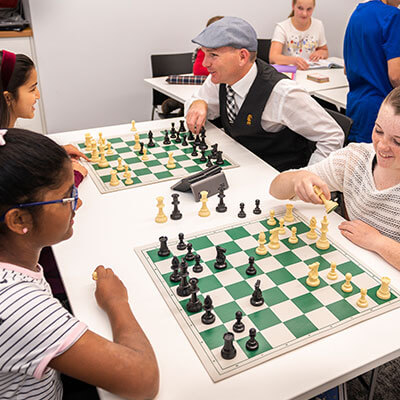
[76,125,239,194]
[135,206,400,382]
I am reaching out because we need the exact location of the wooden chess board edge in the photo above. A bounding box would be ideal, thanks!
[134,207,400,382]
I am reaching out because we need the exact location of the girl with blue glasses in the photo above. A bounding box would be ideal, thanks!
[0,128,159,400]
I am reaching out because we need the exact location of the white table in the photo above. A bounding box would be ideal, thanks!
[144,68,349,106]
[314,87,349,111]
[295,69,348,95]
[144,76,194,104]
[50,118,400,400]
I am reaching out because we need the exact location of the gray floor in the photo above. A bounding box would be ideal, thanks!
[346,358,400,400]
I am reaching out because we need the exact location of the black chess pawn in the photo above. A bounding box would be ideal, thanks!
[174,131,181,143]
[214,246,227,270]
[245,328,259,351]
[250,279,264,306]
[215,150,224,165]
[170,122,177,138]
[184,242,195,261]
[246,256,257,276]
[253,199,261,214]
[157,236,170,257]
[221,332,236,360]
[192,254,203,273]
[163,131,171,145]
[201,295,216,324]
[170,193,182,220]
[177,232,187,251]
[191,144,198,157]
[147,131,155,147]
[176,260,191,297]
[206,155,213,168]
[199,150,207,162]
[194,134,201,146]
[186,278,202,313]
[169,256,181,283]
[211,143,218,159]
[181,134,188,146]
[139,142,144,155]
[216,184,227,213]
[188,130,195,141]
[232,311,245,333]
[238,202,246,218]
[179,119,186,133]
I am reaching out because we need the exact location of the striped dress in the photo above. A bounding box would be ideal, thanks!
[305,143,400,242]
[0,262,87,399]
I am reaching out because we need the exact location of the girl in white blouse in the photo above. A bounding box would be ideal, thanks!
[269,86,400,270]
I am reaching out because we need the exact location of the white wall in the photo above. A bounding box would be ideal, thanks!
[28,0,359,133]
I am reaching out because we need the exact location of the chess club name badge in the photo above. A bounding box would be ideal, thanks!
[246,114,253,126]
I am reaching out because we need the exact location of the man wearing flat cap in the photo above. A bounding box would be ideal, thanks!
[186,17,344,171]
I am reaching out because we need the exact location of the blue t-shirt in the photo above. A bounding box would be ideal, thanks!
[344,0,400,143]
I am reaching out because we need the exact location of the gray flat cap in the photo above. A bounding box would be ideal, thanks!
[192,17,258,52]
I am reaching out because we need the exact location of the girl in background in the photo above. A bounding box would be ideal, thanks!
[269,0,328,70]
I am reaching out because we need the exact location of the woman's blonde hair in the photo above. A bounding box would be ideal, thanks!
[383,86,400,116]
[289,0,316,18]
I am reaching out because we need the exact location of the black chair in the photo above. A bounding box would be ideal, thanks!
[325,108,353,144]
[324,108,353,219]
[150,52,193,119]
[257,39,271,63]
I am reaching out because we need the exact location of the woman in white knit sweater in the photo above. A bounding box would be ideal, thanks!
[269,86,400,269]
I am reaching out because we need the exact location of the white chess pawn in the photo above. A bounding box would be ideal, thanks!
[288,227,298,244]
[109,169,119,186]
[125,171,133,185]
[327,262,338,280]
[98,151,109,168]
[142,147,149,161]
[198,191,210,217]
[278,218,285,235]
[267,210,276,225]
[106,142,113,155]
[356,288,368,308]
[117,157,124,171]
[307,216,318,240]
[255,231,268,256]
[341,273,353,293]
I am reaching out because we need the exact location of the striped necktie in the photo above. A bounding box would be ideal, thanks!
[226,85,237,124]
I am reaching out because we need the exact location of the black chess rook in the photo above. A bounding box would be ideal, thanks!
[221,332,236,360]
[158,236,170,257]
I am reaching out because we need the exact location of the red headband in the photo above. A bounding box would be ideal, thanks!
[1,50,16,90]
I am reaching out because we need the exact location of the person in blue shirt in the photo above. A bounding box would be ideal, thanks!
[344,0,400,143]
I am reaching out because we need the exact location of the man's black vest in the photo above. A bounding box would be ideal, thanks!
[219,59,312,171]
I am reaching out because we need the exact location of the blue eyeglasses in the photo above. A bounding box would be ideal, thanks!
[0,185,79,223]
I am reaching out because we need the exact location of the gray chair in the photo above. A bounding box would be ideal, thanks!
[150,52,193,119]
[257,39,271,63]
[325,108,353,144]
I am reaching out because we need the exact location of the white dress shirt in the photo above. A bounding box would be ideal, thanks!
[185,62,344,165]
